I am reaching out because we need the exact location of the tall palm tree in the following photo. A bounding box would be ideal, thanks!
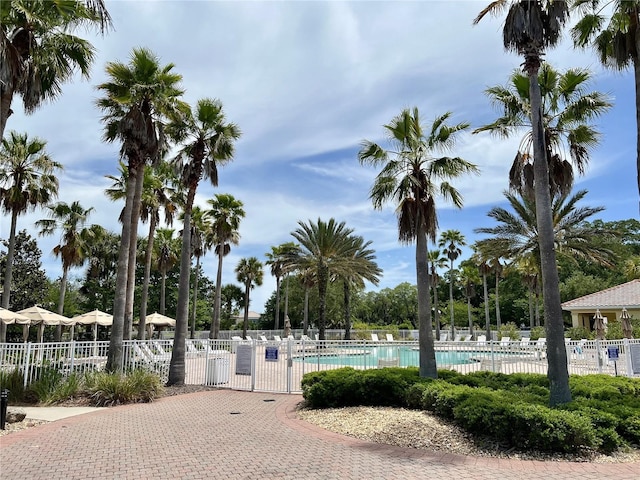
[427,249,448,340]
[571,0,640,211]
[265,242,299,331]
[0,132,61,341]
[166,99,240,386]
[187,206,212,339]
[358,108,478,378]
[235,257,264,339]
[514,257,541,328]
[205,193,244,339]
[298,268,316,336]
[289,218,357,340]
[459,263,479,337]
[340,236,382,340]
[0,0,112,137]
[475,189,616,271]
[154,228,179,316]
[474,1,596,405]
[96,47,186,372]
[472,247,493,339]
[490,256,504,330]
[35,200,95,339]
[81,225,116,312]
[438,229,465,338]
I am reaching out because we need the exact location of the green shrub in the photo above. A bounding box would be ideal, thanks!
[530,326,545,341]
[0,368,25,403]
[26,366,64,403]
[420,382,477,419]
[621,416,640,445]
[43,373,82,405]
[405,382,431,409]
[498,322,521,341]
[566,326,593,340]
[89,370,163,407]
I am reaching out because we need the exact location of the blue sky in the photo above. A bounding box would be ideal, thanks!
[1,0,637,313]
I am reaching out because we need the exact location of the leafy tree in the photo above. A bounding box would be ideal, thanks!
[167,98,240,385]
[438,229,465,338]
[0,0,112,137]
[80,226,117,312]
[36,200,95,340]
[219,283,244,331]
[359,107,478,377]
[427,249,447,339]
[204,193,244,339]
[0,132,61,341]
[571,0,640,211]
[154,228,180,315]
[235,257,264,338]
[96,47,186,372]
[187,206,212,339]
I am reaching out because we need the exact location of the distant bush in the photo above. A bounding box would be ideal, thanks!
[498,322,521,341]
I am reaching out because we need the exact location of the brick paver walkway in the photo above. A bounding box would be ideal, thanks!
[1,390,638,479]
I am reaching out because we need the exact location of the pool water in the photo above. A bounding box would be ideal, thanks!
[295,345,483,367]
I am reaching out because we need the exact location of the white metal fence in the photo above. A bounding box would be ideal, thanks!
[1,338,639,394]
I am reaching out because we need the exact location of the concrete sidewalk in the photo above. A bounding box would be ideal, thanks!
[1,390,638,480]
[19,406,105,421]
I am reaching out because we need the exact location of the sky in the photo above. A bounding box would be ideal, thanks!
[1,0,637,315]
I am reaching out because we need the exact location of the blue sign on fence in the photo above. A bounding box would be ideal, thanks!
[607,346,620,360]
[265,346,279,362]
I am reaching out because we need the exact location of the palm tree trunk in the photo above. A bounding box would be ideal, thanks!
[467,294,474,338]
[495,271,501,331]
[433,276,441,340]
[0,210,18,341]
[106,164,137,372]
[343,282,351,340]
[55,266,69,341]
[160,272,166,315]
[210,248,224,339]
[168,208,192,386]
[449,261,455,338]
[483,273,490,339]
[190,255,200,339]
[318,264,328,341]
[284,274,290,319]
[124,168,144,340]
[0,89,13,140]
[274,276,281,330]
[242,282,250,338]
[528,285,535,329]
[417,227,437,378]
[303,288,309,336]
[529,64,571,406]
[138,214,157,340]
[635,56,640,214]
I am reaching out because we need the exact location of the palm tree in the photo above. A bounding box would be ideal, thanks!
[35,201,95,339]
[235,257,264,339]
[298,268,316,336]
[205,193,244,339]
[289,218,357,340]
[571,0,640,211]
[474,2,598,405]
[96,47,186,372]
[340,236,381,340]
[459,263,479,337]
[472,247,493,339]
[82,225,117,312]
[475,189,616,271]
[0,132,62,341]
[187,206,212,339]
[514,257,541,328]
[490,256,504,330]
[166,99,240,386]
[358,108,478,378]
[265,242,299,331]
[438,230,465,338]
[0,0,112,137]
[154,228,179,315]
[427,249,448,340]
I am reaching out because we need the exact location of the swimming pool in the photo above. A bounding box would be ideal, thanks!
[294,345,488,367]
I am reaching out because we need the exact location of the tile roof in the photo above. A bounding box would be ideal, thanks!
[561,279,640,310]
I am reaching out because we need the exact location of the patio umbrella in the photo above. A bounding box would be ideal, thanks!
[0,307,31,342]
[72,310,113,341]
[17,306,74,342]
[142,312,176,338]
[593,309,607,340]
[621,308,634,339]
[283,315,292,338]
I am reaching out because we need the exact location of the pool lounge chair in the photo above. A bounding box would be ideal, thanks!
[520,337,530,347]
[534,337,547,359]
[371,333,380,342]
[476,335,487,346]
[453,334,462,342]
[499,337,511,347]
[386,334,394,342]
[440,332,449,342]
[462,335,472,341]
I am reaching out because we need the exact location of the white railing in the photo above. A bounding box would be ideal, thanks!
[1,338,638,394]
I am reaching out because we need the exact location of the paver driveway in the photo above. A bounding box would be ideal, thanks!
[0,390,637,479]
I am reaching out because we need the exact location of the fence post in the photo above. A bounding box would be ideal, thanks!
[22,342,32,388]
[596,339,603,374]
[624,339,633,378]
[250,339,256,392]
[490,340,495,372]
[286,338,293,394]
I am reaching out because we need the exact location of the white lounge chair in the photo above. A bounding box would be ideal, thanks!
[520,337,530,347]
[499,337,511,347]
[371,333,380,342]
[440,332,448,342]
[259,335,269,343]
[462,335,472,342]
[534,337,547,359]
[273,335,282,342]
[386,334,394,342]
[453,334,462,342]
[476,335,487,346]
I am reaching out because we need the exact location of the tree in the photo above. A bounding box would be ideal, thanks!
[438,229,465,338]
[0,230,47,313]
[0,0,112,137]
[96,47,186,372]
[80,226,117,313]
[472,247,493,339]
[358,108,478,378]
[205,193,244,339]
[571,0,640,211]
[475,0,581,405]
[235,257,264,338]
[427,249,448,340]
[187,206,212,339]
[154,228,179,315]
[167,98,240,386]
[339,236,381,340]
[459,263,479,337]
[36,200,95,340]
[265,242,299,331]
[289,218,359,340]
[0,132,61,341]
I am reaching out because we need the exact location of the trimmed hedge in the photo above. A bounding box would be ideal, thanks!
[301,367,640,454]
